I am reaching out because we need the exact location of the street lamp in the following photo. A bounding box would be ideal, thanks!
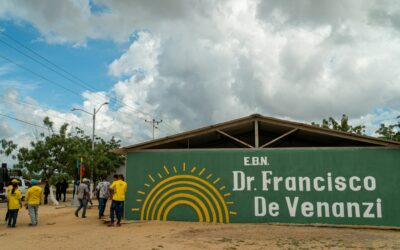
[71,102,108,185]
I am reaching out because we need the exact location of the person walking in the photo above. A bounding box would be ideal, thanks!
[7,180,22,227]
[5,179,17,222]
[72,179,79,199]
[108,174,127,227]
[75,178,90,218]
[44,181,50,205]
[96,176,110,219]
[55,181,62,201]
[25,179,43,226]
[61,179,68,202]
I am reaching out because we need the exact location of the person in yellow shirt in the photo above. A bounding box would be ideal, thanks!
[25,179,43,226]
[7,180,22,227]
[5,179,19,222]
[108,174,127,227]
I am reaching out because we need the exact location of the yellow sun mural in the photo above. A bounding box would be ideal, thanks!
[131,162,236,223]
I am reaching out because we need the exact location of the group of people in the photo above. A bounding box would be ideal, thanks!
[55,179,68,202]
[5,179,43,228]
[5,174,127,228]
[75,174,127,227]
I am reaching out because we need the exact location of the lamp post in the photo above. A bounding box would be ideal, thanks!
[71,102,108,185]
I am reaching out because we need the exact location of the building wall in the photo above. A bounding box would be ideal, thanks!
[125,148,400,227]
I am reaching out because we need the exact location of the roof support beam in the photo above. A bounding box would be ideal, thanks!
[255,119,259,148]
[216,129,254,148]
[260,128,299,148]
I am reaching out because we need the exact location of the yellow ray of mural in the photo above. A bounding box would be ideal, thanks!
[132,208,140,212]
[144,183,150,187]
[229,211,237,215]
[219,186,226,190]
[148,175,155,183]
[157,172,163,179]
[191,166,197,173]
[141,175,231,223]
[213,178,221,184]
[162,200,204,222]
[226,201,234,205]
[206,174,213,179]
[199,168,206,176]
[163,166,170,175]
[173,166,177,173]
[224,193,231,197]
[138,190,146,195]
[182,162,186,171]
[136,199,143,202]
[145,180,223,223]
[151,186,218,223]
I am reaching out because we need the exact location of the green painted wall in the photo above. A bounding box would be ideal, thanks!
[125,148,400,227]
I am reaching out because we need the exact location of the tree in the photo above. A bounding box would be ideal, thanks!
[16,117,125,183]
[375,116,400,142]
[70,127,125,180]
[312,114,365,135]
[0,139,18,161]
[16,118,76,183]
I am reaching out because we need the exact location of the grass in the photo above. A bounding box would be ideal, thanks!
[218,237,233,243]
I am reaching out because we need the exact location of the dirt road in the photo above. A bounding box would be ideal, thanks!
[0,202,399,249]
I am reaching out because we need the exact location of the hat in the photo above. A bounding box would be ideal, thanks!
[11,179,19,183]
[31,179,39,185]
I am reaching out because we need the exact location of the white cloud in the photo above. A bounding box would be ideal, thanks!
[1,0,400,153]
[108,32,160,78]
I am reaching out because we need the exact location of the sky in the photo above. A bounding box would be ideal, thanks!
[0,0,400,161]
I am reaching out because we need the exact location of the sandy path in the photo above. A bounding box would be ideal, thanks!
[0,201,399,250]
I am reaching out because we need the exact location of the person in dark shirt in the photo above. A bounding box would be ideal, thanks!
[61,179,68,202]
[44,181,50,205]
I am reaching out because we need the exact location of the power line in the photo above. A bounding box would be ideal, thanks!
[0,31,180,135]
[0,32,156,119]
[0,88,179,139]
[0,33,98,91]
[0,98,82,127]
[0,53,85,98]
[0,38,90,91]
[0,112,47,130]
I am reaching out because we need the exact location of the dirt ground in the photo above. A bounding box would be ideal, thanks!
[0,199,399,250]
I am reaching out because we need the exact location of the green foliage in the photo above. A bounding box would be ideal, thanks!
[0,139,18,160]
[312,114,365,135]
[15,121,76,184]
[375,116,400,142]
[71,127,125,178]
[13,117,125,184]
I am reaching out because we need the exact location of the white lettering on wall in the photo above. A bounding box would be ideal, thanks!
[244,156,269,166]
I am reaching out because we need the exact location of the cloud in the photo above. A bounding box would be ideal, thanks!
[0,0,400,152]
[108,32,160,78]
[256,0,369,28]
[0,0,92,45]
[103,1,400,129]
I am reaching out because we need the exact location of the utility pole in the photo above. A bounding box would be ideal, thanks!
[71,102,108,195]
[145,119,163,139]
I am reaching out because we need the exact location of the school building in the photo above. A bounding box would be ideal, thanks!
[116,114,400,228]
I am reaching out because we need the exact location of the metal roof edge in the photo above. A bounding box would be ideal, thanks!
[116,114,400,154]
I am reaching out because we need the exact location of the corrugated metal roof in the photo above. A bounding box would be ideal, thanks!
[116,114,400,153]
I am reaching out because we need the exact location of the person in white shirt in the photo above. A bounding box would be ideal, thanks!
[96,176,110,219]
